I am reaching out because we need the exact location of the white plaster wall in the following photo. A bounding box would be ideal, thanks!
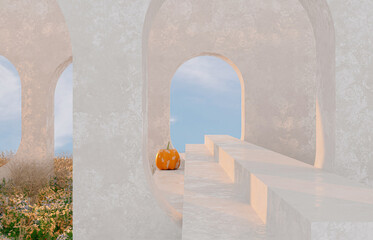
[297,0,336,171]
[15,0,369,238]
[59,0,372,239]
[57,0,181,239]
[147,0,318,166]
[0,0,72,175]
[57,0,337,238]
[326,0,373,187]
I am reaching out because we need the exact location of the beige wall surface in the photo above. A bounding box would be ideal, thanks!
[1,0,372,239]
[147,0,318,168]
[57,0,181,239]
[0,0,71,175]
[327,0,373,186]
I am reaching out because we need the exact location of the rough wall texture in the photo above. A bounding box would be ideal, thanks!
[147,0,317,166]
[2,0,372,238]
[327,0,373,187]
[0,0,71,176]
[298,0,336,171]
[57,0,181,239]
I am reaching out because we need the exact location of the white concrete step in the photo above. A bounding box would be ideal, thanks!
[205,135,373,240]
[182,144,268,240]
[153,169,184,215]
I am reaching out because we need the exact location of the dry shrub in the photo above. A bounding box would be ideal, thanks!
[6,159,54,200]
[54,155,73,189]
[0,155,73,240]
[0,151,13,167]
[1,155,73,200]
[0,157,6,167]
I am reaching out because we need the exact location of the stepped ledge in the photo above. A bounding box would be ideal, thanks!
[205,135,373,240]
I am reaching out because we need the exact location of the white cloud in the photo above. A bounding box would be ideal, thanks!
[0,57,72,153]
[170,116,177,124]
[0,57,21,122]
[54,64,73,150]
[173,56,241,92]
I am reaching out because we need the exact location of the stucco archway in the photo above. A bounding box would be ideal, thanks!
[143,0,335,226]
[169,53,245,152]
[0,0,72,178]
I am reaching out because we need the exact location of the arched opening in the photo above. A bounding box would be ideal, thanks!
[170,55,243,153]
[54,63,73,156]
[0,56,21,159]
[146,0,322,168]
[0,0,73,164]
[143,0,335,233]
[0,1,73,238]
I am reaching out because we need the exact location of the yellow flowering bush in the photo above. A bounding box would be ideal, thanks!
[0,152,12,168]
[0,155,72,240]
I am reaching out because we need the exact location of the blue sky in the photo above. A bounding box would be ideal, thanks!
[0,56,21,154]
[0,55,241,155]
[170,56,241,152]
[54,64,73,155]
[0,56,73,155]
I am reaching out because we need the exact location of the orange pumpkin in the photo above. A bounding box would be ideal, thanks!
[155,141,181,170]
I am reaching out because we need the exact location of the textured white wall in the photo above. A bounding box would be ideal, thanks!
[298,0,336,171]
[327,0,373,186]
[57,0,181,239]
[3,0,371,239]
[0,0,71,177]
[147,0,318,166]
[56,0,338,238]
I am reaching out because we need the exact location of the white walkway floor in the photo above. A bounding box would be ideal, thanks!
[182,144,268,240]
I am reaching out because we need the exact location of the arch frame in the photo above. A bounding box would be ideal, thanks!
[168,52,246,145]
[0,0,73,176]
[142,0,336,227]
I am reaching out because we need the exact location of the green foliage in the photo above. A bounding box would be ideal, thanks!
[0,157,72,240]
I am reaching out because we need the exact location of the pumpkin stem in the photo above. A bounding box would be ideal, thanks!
[167,141,170,150]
